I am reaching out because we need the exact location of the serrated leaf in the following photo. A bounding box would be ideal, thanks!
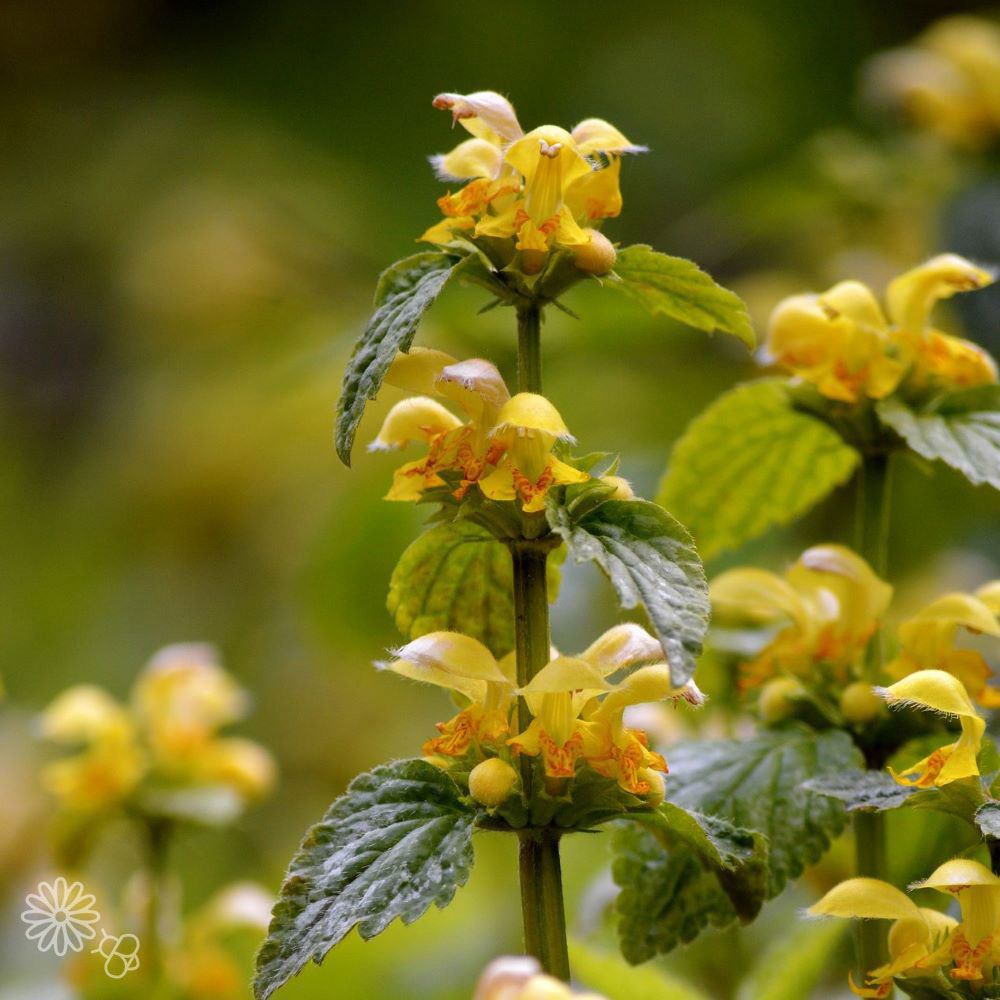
[658,380,860,561]
[877,386,1000,491]
[568,940,712,1000]
[547,498,709,686]
[610,245,755,347]
[387,521,516,658]
[803,769,916,812]
[663,726,863,896]
[254,759,475,1000]
[736,919,847,1000]
[335,252,458,466]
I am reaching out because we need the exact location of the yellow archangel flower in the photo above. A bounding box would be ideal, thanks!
[509,624,703,794]
[40,685,145,813]
[766,254,996,403]
[880,669,986,787]
[808,876,958,996]
[380,632,516,758]
[422,90,644,271]
[867,16,1000,148]
[372,348,588,511]
[888,582,1000,708]
[709,544,892,690]
[474,956,608,1000]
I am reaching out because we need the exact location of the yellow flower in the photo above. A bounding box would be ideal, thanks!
[766,254,995,402]
[867,16,1000,148]
[510,624,701,794]
[808,876,957,995]
[709,544,892,689]
[888,585,1000,707]
[380,632,517,757]
[478,393,588,512]
[40,686,144,813]
[880,669,985,787]
[372,349,512,501]
[474,956,607,1000]
[423,91,643,272]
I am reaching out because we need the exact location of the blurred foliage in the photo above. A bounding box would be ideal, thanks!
[1,1,998,998]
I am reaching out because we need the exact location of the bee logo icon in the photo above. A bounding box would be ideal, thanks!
[92,929,140,979]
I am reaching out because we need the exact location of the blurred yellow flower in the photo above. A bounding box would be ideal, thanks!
[880,669,985,787]
[709,544,892,690]
[422,90,643,273]
[474,956,607,1000]
[887,583,1000,707]
[765,254,995,402]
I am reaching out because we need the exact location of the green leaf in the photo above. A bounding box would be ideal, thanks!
[803,769,916,812]
[254,759,475,1000]
[335,252,458,466]
[568,940,712,1000]
[663,726,863,896]
[894,975,966,999]
[610,245,755,347]
[387,521,516,658]
[736,919,847,1000]
[658,380,860,561]
[876,386,1000,491]
[975,801,1000,839]
[547,497,709,686]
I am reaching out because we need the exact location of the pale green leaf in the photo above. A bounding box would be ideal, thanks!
[876,386,1000,491]
[387,521,516,658]
[737,919,847,1000]
[335,252,458,466]
[547,497,708,687]
[658,380,860,560]
[610,245,755,347]
[253,759,475,1000]
[663,726,863,895]
[568,941,712,1000]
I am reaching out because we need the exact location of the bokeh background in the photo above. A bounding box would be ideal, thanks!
[2,1,999,997]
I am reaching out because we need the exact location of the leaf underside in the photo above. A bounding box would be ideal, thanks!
[877,386,1000,491]
[610,245,755,348]
[548,497,709,687]
[803,769,916,812]
[659,379,860,561]
[253,759,475,1000]
[387,520,516,658]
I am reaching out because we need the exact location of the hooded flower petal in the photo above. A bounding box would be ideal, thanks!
[886,253,995,332]
[369,397,462,451]
[432,91,524,143]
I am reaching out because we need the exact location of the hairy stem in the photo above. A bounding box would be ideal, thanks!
[517,304,542,394]
[851,452,894,987]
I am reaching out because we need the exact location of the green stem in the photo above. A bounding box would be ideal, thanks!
[517,304,542,394]
[851,453,894,988]
[144,818,170,983]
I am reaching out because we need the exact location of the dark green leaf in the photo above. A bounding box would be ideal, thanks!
[547,498,708,686]
[254,759,475,1000]
[610,245,755,347]
[335,252,458,466]
[387,521,516,658]
[802,769,915,812]
[876,386,1000,491]
[658,380,859,560]
[663,726,863,896]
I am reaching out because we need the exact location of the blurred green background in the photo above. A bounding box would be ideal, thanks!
[1,1,998,997]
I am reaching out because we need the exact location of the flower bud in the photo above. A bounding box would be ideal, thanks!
[469,757,518,807]
[840,681,883,723]
[758,677,805,724]
[600,475,634,499]
[639,768,665,806]
[573,230,616,275]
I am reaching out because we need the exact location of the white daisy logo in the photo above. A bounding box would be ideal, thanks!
[21,877,101,956]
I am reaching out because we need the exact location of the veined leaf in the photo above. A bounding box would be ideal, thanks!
[387,521,516,658]
[663,726,863,896]
[658,380,860,561]
[610,245,755,348]
[876,386,1000,491]
[568,940,712,1000]
[254,759,475,1000]
[803,769,916,812]
[335,252,458,466]
[975,802,1000,840]
[548,497,709,687]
